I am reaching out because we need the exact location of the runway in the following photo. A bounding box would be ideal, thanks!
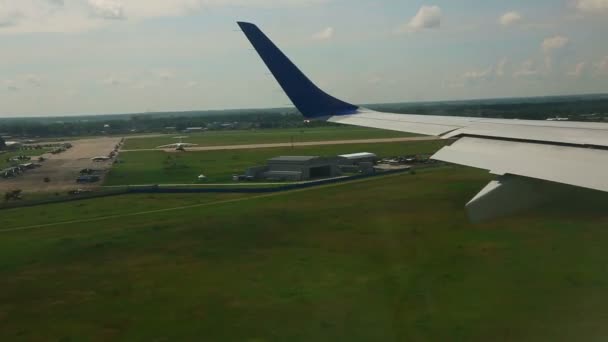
[120,136,440,152]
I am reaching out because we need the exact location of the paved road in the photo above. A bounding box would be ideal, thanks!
[121,136,440,152]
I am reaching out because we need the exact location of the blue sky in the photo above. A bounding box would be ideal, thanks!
[0,0,607,117]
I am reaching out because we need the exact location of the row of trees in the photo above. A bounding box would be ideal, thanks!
[0,111,338,138]
[1,96,607,138]
[369,98,608,120]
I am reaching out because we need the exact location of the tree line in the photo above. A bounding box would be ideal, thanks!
[1,96,607,138]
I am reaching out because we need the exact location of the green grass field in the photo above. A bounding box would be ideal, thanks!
[2,167,608,341]
[122,126,419,150]
[106,140,445,185]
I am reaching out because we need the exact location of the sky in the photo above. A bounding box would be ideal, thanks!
[0,0,607,117]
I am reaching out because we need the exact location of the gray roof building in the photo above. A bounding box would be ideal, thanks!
[247,156,341,181]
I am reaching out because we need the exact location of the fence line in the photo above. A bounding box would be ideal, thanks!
[1,168,413,211]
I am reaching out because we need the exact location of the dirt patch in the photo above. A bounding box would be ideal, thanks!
[0,137,122,193]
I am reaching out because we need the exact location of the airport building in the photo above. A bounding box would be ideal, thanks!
[337,152,378,165]
[5,141,22,150]
[336,152,378,174]
[184,127,205,133]
[246,156,340,181]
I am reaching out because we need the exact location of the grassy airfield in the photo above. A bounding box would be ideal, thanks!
[107,140,444,185]
[2,167,608,341]
[122,126,418,150]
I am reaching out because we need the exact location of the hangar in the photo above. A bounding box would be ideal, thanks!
[246,156,340,181]
[5,141,22,150]
[338,152,378,165]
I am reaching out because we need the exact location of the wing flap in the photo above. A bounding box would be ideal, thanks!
[443,122,608,147]
[433,137,608,192]
[330,110,608,147]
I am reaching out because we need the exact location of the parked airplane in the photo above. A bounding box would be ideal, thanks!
[91,156,111,162]
[237,21,608,222]
[157,137,198,151]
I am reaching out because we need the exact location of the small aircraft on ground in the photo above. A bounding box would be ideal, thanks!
[91,156,111,162]
[157,137,198,151]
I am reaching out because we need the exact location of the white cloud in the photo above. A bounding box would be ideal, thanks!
[499,11,522,26]
[312,27,334,41]
[24,74,43,87]
[110,0,202,19]
[1,75,44,91]
[575,0,608,12]
[368,76,383,85]
[596,56,608,74]
[131,81,156,89]
[514,60,541,78]
[0,1,101,33]
[101,75,130,86]
[443,80,465,89]
[542,35,569,53]
[541,36,569,71]
[400,5,441,33]
[0,0,329,34]
[0,6,24,27]
[464,67,493,80]
[65,88,78,98]
[461,59,508,84]
[185,81,199,89]
[88,0,126,20]
[156,70,176,81]
[496,58,508,77]
[568,62,586,77]
[4,80,19,92]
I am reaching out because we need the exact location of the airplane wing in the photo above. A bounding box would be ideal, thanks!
[157,144,178,148]
[237,21,608,221]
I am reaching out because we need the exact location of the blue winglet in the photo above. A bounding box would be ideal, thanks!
[238,22,359,118]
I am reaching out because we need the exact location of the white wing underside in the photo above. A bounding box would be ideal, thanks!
[330,109,608,146]
[329,108,608,191]
[329,108,608,220]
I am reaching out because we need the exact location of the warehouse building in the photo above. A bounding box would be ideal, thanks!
[5,141,22,150]
[184,127,205,133]
[338,152,378,166]
[337,152,378,174]
[246,156,340,181]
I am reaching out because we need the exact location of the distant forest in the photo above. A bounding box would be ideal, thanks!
[1,94,607,138]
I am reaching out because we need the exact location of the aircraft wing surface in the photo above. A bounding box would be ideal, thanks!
[237,21,608,221]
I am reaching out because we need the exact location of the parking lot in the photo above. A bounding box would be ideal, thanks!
[0,137,122,193]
